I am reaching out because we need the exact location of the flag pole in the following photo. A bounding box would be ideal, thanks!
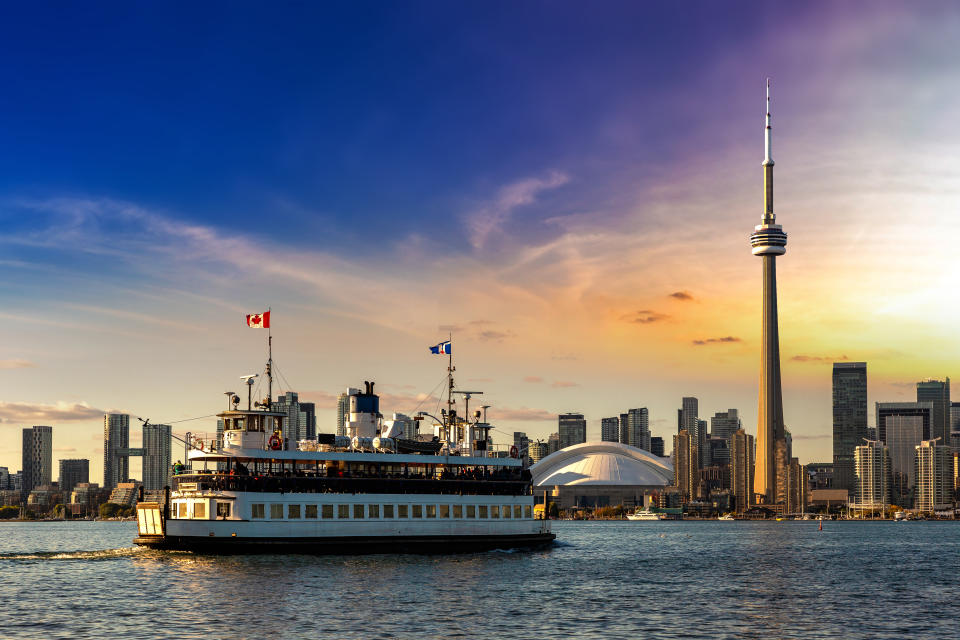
[447,332,454,446]
[267,306,273,409]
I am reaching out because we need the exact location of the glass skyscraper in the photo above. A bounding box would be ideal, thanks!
[916,379,950,445]
[558,413,586,450]
[832,362,867,493]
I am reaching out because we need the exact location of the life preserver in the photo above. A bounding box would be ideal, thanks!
[509,445,519,458]
[268,434,282,450]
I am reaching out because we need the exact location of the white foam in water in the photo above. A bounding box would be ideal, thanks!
[0,547,146,561]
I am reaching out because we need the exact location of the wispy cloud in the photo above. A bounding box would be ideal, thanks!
[621,310,669,324]
[791,354,850,363]
[489,407,555,422]
[0,359,35,369]
[524,376,543,383]
[551,380,578,388]
[669,291,695,301]
[465,171,569,249]
[478,329,515,342]
[0,401,107,423]
[692,336,741,346]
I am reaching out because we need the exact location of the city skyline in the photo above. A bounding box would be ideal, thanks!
[3,3,960,480]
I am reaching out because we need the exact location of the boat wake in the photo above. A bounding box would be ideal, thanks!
[0,547,146,561]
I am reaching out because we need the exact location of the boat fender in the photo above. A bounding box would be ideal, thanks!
[509,445,519,458]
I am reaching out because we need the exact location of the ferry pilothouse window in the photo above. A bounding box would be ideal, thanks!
[412,505,423,518]
[368,504,380,518]
[288,504,301,519]
[383,504,394,518]
[270,504,283,519]
[251,504,265,519]
[194,502,206,519]
[439,505,450,518]
[478,505,488,519]
[513,505,522,519]
[466,505,476,519]
[178,503,188,518]
[338,505,350,519]
[353,504,365,519]
[305,505,318,519]
[217,503,231,519]
[426,505,437,518]
[524,505,532,519]
[398,504,408,518]
[322,505,334,519]
[453,505,462,518]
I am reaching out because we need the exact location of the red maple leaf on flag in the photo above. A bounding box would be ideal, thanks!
[252,315,261,325]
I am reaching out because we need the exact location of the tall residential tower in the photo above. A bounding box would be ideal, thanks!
[750,80,790,505]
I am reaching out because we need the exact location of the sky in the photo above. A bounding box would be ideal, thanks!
[2,2,960,483]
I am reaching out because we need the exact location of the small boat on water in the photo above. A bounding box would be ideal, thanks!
[717,514,735,521]
[626,508,663,521]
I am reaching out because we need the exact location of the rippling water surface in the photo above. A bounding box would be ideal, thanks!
[1,520,958,639]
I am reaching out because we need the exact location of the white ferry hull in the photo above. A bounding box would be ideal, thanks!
[135,492,555,554]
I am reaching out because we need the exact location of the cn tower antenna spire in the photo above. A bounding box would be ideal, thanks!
[762,78,775,224]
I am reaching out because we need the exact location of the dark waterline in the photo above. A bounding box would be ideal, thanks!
[1,520,958,639]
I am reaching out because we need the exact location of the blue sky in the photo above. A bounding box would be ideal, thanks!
[2,2,960,481]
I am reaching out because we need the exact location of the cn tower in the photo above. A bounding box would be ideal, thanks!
[750,79,788,505]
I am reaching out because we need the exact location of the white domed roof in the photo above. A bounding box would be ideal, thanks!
[531,441,673,487]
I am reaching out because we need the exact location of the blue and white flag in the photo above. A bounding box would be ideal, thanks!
[430,340,452,355]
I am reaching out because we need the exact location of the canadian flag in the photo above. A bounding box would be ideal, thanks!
[246,311,271,329]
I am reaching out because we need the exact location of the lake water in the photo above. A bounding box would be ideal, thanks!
[1,520,958,639]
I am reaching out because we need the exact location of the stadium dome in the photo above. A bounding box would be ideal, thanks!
[531,441,673,487]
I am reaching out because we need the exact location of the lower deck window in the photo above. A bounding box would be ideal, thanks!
[524,505,532,519]
[194,502,206,519]
[322,505,334,519]
[426,505,436,518]
[354,504,365,519]
[338,504,350,519]
[412,505,423,518]
[466,505,476,518]
[453,505,462,518]
[490,506,499,519]
[288,504,301,519]
[478,505,488,519]
[216,502,231,518]
[251,503,265,519]
[383,504,394,518]
[369,504,380,518]
[178,503,188,518]
[513,505,522,519]
[270,504,283,519]
[502,505,511,519]
[305,505,318,519]
[398,504,409,518]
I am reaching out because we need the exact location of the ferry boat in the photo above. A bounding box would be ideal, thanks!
[626,508,663,521]
[717,514,735,521]
[134,335,555,554]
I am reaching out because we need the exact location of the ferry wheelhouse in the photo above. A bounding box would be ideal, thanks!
[135,348,555,553]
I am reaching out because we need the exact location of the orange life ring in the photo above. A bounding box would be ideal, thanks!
[509,445,519,458]
[268,434,282,450]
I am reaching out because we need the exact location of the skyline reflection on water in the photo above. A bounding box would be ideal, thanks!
[1,520,958,639]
